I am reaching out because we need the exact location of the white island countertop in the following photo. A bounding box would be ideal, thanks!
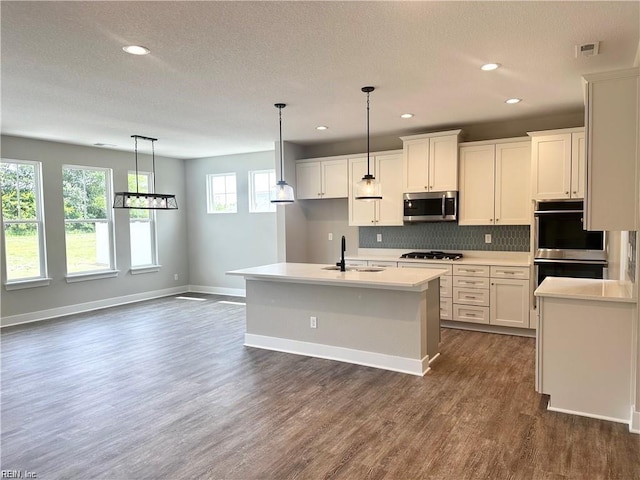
[534,277,635,303]
[227,262,448,292]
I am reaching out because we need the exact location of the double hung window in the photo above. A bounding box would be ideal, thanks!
[62,166,115,276]
[1,159,47,283]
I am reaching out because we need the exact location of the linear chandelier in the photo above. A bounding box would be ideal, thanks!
[113,135,178,210]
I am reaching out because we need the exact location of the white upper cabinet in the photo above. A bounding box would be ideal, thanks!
[296,158,348,199]
[529,128,585,200]
[583,67,639,231]
[459,139,531,226]
[348,152,403,226]
[401,130,461,193]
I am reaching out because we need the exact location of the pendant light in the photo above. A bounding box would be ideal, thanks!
[355,86,382,201]
[113,135,178,210]
[270,103,295,204]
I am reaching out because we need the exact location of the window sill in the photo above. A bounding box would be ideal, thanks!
[65,270,120,283]
[4,278,53,291]
[130,265,162,275]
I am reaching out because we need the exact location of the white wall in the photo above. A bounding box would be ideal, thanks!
[185,150,278,293]
[0,135,189,324]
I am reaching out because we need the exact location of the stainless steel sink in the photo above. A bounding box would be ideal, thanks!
[321,266,384,272]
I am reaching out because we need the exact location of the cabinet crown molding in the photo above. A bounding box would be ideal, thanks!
[527,127,585,137]
[400,129,462,142]
[582,66,639,83]
[459,136,530,147]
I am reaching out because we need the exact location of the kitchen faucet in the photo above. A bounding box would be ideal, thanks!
[336,235,346,272]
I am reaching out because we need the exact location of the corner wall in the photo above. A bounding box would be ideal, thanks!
[0,135,189,325]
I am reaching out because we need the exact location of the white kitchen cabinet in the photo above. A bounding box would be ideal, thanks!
[348,153,403,226]
[490,278,530,328]
[400,130,461,193]
[583,67,639,231]
[296,157,348,199]
[459,139,531,226]
[529,128,585,200]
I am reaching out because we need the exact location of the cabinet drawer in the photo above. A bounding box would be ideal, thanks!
[367,260,398,267]
[439,276,452,298]
[490,266,530,279]
[453,276,490,289]
[453,304,490,324]
[345,260,367,266]
[440,297,452,320]
[453,265,490,277]
[453,287,490,306]
[398,262,453,275]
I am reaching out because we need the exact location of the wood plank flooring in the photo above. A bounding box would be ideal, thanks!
[1,294,638,479]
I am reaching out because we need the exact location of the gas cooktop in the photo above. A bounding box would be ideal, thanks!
[400,251,464,260]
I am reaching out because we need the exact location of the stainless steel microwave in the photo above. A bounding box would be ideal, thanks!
[403,191,457,223]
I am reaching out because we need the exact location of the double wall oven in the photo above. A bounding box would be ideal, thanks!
[534,200,607,287]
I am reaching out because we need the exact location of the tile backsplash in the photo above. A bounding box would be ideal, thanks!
[360,223,530,252]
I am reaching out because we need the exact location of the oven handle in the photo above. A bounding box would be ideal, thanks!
[534,209,584,215]
[441,194,446,219]
[533,258,608,265]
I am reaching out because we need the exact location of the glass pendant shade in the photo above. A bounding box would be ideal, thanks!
[270,103,295,205]
[355,174,382,201]
[270,180,295,204]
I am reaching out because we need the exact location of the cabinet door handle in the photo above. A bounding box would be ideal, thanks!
[565,191,569,195]
[495,218,499,222]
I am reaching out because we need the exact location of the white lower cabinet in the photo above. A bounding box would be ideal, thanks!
[489,278,530,328]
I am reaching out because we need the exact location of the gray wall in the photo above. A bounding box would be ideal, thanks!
[185,150,278,292]
[0,135,189,320]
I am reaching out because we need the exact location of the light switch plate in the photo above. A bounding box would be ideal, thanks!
[376,234,382,242]
[484,234,492,244]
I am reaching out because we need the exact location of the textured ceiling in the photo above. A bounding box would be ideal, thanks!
[1,1,639,159]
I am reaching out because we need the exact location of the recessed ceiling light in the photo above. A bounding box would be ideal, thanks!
[505,98,522,104]
[316,125,328,131]
[122,45,150,55]
[481,63,501,71]
[400,113,414,119]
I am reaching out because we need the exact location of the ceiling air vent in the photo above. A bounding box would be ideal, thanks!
[575,42,600,58]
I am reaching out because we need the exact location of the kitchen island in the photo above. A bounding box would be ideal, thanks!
[535,277,636,428]
[227,263,448,376]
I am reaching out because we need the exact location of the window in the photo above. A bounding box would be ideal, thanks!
[206,173,237,213]
[1,159,47,282]
[249,169,276,213]
[128,171,158,268]
[62,166,115,275]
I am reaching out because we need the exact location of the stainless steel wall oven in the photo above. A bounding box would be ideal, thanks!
[534,200,607,286]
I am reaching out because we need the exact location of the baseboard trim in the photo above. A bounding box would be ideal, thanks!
[442,320,536,338]
[188,285,246,297]
[1,286,189,328]
[547,404,630,426]
[244,333,429,376]
[630,405,640,434]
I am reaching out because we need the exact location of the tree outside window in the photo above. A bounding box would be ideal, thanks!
[62,166,115,274]
[1,159,47,281]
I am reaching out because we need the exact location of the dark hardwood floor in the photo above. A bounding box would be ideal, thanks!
[2,294,638,479]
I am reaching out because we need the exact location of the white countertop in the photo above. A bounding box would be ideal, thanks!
[534,277,635,303]
[346,254,531,267]
[227,262,448,292]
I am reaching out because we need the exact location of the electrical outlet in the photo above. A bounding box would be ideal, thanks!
[328,233,333,241]
[310,316,317,329]
[376,233,383,243]
[484,234,492,244]
[174,274,179,280]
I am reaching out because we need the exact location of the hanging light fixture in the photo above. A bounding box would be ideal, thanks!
[113,135,178,210]
[355,86,382,201]
[270,103,295,205]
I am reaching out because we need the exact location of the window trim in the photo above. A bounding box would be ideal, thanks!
[62,164,116,275]
[1,158,48,284]
[248,169,276,213]
[206,172,238,214]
